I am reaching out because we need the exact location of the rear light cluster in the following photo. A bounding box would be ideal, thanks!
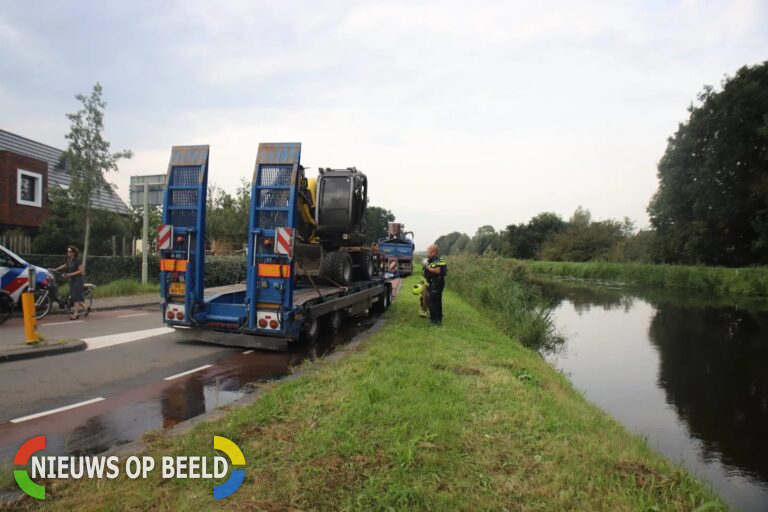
[165,305,185,322]
[256,312,280,330]
[257,318,279,329]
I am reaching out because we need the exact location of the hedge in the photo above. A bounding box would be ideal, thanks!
[21,254,247,287]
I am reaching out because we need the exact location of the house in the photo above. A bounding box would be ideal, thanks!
[0,129,130,237]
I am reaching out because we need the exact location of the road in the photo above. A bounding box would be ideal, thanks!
[0,307,304,466]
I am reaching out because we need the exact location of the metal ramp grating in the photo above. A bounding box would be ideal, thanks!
[170,166,201,186]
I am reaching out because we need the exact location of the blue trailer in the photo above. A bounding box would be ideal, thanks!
[378,223,415,276]
[158,143,398,351]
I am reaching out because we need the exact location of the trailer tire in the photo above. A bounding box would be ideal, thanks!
[302,315,319,344]
[371,286,391,313]
[322,310,343,333]
[320,251,352,285]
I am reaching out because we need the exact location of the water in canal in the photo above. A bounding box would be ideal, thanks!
[538,279,768,512]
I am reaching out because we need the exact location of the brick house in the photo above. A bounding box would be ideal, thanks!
[0,129,130,237]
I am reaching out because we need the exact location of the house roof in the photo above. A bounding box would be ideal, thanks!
[0,129,130,215]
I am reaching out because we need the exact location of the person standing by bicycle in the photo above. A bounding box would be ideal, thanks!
[52,245,85,320]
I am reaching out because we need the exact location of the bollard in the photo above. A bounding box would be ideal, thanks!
[22,292,40,343]
[23,267,41,343]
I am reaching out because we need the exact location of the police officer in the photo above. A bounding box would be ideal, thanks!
[423,244,447,325]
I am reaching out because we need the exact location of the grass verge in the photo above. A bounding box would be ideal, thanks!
[13,277,724,511]
[54,279,159,299]
[527,260,768,298]
[93,279,159,297]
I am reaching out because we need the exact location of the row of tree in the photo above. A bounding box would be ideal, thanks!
[435,207,651,263]
[437,61,768,266]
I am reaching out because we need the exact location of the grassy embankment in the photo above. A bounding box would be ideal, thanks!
[527,260,768,297]
[17,262,724,511]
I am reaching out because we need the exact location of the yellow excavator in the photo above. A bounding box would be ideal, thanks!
[293,166,375,284]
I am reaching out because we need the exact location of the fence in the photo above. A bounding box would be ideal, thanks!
[0,233,32,254]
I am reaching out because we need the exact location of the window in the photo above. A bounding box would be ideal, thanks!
[17,169,43,207]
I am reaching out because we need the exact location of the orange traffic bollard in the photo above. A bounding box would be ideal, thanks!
[21,292,41,343]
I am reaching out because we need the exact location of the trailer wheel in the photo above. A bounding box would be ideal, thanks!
[320,251,352,285]
[302,315,319,344]
[371,286,391,313]
[322,310,343,333]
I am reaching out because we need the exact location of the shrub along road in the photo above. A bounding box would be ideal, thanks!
[16,275,725,511]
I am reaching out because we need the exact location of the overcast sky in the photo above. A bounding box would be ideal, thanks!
[2,0,766,249]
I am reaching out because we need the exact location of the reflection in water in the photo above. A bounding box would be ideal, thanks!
[539,279,768,512]
[162,378,207,428]
[649,305,768,480]
[68,416,130,457]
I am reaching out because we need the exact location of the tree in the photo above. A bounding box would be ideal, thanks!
[465,225,501,255]
[364,206,395,244]
[503,212,567,259]
[34,189,131,256]
[64,82,133,268]
[538,208,630,261]
[130,205,162,252]
[32,189,82,255]
[648,62,768,266]
[434,231,463,254]
[450,233,470,255]
[206,179,250,245]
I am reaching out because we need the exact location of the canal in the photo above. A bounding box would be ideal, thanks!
[538,279,768,512]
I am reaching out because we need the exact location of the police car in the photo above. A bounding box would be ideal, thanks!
[0,244,51,305]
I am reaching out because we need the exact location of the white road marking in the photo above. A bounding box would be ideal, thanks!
[10,397,106,424]
[84,327,174,351]
[164,365,213,381]
[117,313,149,318]
[242,350,254,354]
[43,320,83,326]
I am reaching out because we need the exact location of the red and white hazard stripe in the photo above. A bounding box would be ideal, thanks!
[157,224,173,250]
[388,258,398,272]
[275,227,294,259]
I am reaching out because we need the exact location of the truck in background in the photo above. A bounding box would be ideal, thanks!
[158,143,399,351]
[377,222,415,276]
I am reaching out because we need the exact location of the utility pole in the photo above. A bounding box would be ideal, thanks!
[142,182,149,284]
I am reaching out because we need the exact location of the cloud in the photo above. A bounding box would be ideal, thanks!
[2,0,767,248]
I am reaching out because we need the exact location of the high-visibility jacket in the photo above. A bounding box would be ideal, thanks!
[425,255,447,281]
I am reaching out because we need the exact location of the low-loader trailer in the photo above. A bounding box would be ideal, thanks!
[158,143,398,351]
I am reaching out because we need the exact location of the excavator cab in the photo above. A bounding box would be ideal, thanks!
[315,167,367,249]
[293,166,375,285]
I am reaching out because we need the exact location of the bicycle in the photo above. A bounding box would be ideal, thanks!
[0,282,54,323]
[34,270,96,320]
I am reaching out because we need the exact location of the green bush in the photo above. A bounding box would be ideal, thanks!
[21,254,247,287]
